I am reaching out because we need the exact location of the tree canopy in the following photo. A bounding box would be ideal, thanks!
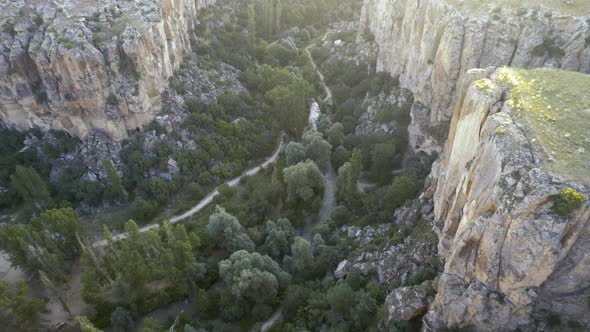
[207,206,255,253]
[219,250,291,303]
[283,160,324,205]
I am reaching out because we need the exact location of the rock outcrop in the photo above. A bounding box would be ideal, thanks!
[0,0,216,139]
[359,0,590,154]
[385,283,433,322]
[425,67,590,330]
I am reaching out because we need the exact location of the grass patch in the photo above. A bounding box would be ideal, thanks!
[496,67,590,183]
[446,0,590,16]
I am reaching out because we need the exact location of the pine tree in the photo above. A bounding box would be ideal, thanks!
[10,165,50,210]
[103,159,125,202]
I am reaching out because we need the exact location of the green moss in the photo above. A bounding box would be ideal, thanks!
[552,187,586,217]
[496,68,590,183]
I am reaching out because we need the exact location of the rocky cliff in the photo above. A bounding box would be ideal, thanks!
[0,0,215,139]
[424,67,590,330]
[359,0,590,154]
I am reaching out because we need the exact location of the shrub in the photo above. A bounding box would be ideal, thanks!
[106,94,118,106]
[552,188,585,217]
[2,21,16,36]
[34,15,43,27]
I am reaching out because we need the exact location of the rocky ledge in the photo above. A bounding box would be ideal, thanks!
[0,0,216,139]
[426,67,590,330]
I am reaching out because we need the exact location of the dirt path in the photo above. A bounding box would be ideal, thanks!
[305,32,333,105]
[92,136,284,247]
[260,306,283,332]
[319,162,337,224]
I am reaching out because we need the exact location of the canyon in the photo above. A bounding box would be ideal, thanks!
[0,0,589,330]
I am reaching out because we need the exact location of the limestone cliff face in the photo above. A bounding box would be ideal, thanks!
[424,67,590,330]
[359,0,590,154]
[0,0,215,139]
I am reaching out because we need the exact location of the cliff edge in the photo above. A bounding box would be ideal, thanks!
[0,0,215,139]
[359,0,590,154]
[426,67,590,330]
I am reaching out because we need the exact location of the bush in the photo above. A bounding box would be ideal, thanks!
[34,15,43,27]
[552,188,585,217]
[106,94,118,106]
[2,21,15,36]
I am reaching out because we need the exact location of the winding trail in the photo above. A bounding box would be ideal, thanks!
[305,33,333,106]
[92,136,284,247]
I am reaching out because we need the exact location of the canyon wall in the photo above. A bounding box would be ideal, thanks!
[359,0,590,154]
[423,67,590,330]
[0,0,215,139]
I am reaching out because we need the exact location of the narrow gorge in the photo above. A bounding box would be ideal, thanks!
[0,0,589,331]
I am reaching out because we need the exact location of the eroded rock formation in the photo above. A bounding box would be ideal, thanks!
[425,67,590,330]
[0,0,216,139]
[359,0,590,154]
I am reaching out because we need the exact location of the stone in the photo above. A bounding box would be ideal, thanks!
[334,260,351,279]
[385,285,430,321]
[424,67,590,330]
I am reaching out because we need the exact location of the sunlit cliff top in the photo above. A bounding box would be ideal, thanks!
[496,67,590,183]
[447,0,590,16]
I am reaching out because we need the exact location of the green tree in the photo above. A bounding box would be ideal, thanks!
[350,290,377,330]
[263,218,294,259]
[336,162,360,208]
[219,250,291,303]
[303,130,332,166]
[207,206,255,252]
[331,145,350,170]
[103,159,125,202]
[284,142,307,166]
[283,160,324,205]
[31,207,84,257]
[326,283,354,317]
[0,280,45,331]
[385,175,418,212]
[370,142,397,184]
[264,79,313,136]
[290,237,314,277]
[10,165,50,210]
[0,208,83,282]
[326,123,344,147]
